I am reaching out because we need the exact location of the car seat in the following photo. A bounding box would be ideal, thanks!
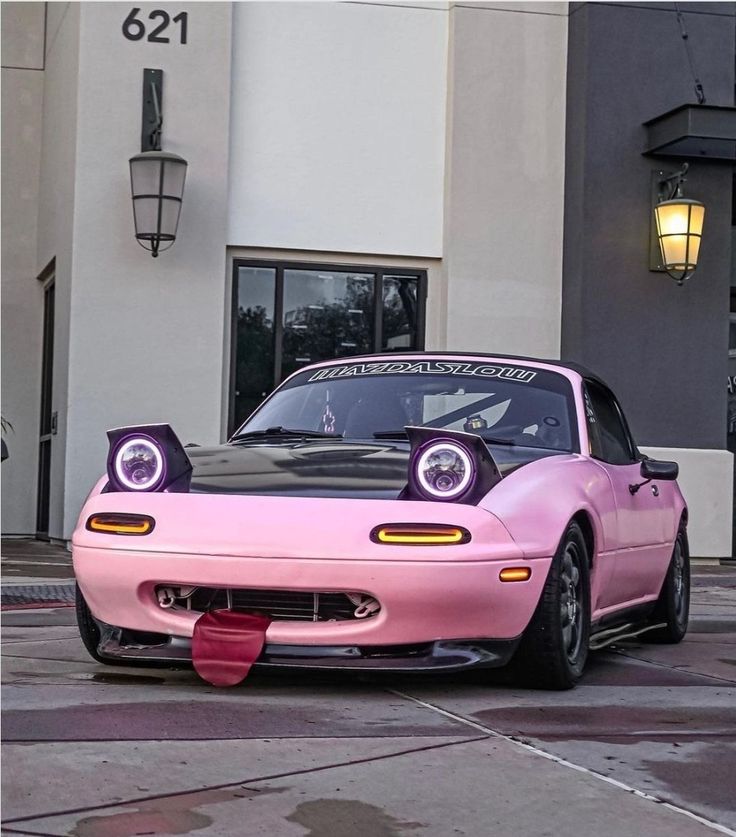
[343,396,409,439]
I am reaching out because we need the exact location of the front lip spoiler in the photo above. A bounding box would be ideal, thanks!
[97,624,520,672]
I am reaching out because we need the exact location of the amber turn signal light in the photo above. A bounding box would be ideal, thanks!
[370,524,471,545]
[86,513,155,535]
[499,567,531,582]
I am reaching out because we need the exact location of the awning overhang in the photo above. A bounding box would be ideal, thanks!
[643,104,736,162]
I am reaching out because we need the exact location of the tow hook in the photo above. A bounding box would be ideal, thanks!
[157,586,196,608]
[346,593,381,619]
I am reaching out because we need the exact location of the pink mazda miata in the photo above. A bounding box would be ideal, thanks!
[73,353,689,689]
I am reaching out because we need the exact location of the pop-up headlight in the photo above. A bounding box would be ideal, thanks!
[106,424,192,493]
[402,426,501,504]
[114,436,164,491]
[416,441,474,500]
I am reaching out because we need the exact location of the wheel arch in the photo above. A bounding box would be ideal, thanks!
[479,456,610,561]
[571,510,595,567]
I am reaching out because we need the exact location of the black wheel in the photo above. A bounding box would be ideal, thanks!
[75,583,108,663]
[76,584,184,669]
[647,528,690,643]
[76,584,132,666]
[514,520,591,690]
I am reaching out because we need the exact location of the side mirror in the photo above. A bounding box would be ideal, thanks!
[640,458,678,481]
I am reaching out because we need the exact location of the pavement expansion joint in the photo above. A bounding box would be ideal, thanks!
[611,649,736,685]
[389,689,736,837]
[0,735,487,827]
[0,655,100,666]
[3,635,79,645]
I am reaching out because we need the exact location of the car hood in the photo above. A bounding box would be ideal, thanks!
[186,439,411,499]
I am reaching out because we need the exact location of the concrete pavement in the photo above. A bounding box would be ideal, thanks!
[2,539,735,836]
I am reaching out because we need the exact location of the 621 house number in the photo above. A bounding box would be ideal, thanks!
[122,9,188,44]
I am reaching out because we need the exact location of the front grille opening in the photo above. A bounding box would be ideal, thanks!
[155,585,381,622]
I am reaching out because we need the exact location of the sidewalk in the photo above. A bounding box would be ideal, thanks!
[1,537,74,583]
[2,538,735,835]
[1,538,75,608]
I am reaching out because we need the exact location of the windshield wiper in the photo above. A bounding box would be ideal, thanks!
[372,429,517,445]
[232,426,342,441]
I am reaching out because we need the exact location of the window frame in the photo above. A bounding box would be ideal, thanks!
[229,258,427,433]
[583,378,639,465]
[729,311,736,359]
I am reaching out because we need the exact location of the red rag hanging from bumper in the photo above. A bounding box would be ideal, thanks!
[192,610,271,687]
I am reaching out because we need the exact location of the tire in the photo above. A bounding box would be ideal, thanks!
[76,584,183,669]
[647,528,690,643]
[75,583,107,663]
[76,584,132,666]
[514,521,591,690]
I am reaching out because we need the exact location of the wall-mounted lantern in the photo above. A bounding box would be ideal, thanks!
[129,69,188,257]
[650,164,705,286]
[129,150,187,258]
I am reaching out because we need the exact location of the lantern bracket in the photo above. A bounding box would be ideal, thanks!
[657,163,689,203]
[141,68,163,152]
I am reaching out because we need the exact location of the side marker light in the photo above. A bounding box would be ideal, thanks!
[499,567,532,582]
[86,514,155,535]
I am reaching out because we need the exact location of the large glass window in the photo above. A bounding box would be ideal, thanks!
[282,269,374,380]
[231,266,276,430]
[230,261,426,430]
[382,276,421,351]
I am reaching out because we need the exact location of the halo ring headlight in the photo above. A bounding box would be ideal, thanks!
[113,436,165,491]
[415,440,475,500]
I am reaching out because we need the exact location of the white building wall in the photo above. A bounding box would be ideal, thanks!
[1,2,46,534]
[642,447,734,560]
[57,2,233,538]
[441,3,568,358]
[4,1,729,560]
[228,1,448,257]
[37,2,83,541]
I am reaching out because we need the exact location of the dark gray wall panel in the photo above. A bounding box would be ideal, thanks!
[562,2,734,449]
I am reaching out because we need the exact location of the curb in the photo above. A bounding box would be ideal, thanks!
[1,583,76,610]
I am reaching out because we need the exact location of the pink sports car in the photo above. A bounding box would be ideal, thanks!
[73,353,689,689]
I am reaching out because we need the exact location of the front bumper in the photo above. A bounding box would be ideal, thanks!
[96,622,521,671]
[75,545,550,647]
[73,492,551,654]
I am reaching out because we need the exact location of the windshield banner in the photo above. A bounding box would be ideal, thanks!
[308,361,538,384]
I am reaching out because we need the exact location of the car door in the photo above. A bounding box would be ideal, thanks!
[584,380,671,608]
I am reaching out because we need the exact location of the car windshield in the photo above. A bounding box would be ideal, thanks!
[235,359,579,452]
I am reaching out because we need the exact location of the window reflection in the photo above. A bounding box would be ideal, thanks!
[382,276,419,351]
[282,269,374,379]
[231,262,426,433]
[234,266,276,424]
